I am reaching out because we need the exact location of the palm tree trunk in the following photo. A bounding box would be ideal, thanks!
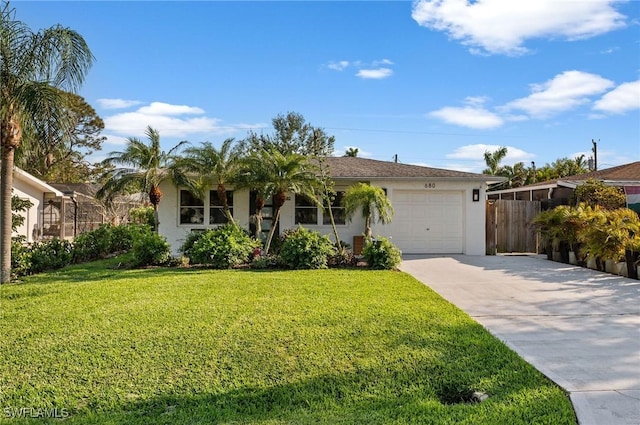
[217,183,235,226]
[365,216,372,241]
[264,206,281,255]
[1,147,14,283]
[1,116,22,283]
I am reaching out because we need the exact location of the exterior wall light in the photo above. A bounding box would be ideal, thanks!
[472,189,480,202]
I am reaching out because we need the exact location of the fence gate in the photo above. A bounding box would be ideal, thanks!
[486,200,541,254]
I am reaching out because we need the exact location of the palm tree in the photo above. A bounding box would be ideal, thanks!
[236,148,320,254]
[342,183,394,240]
[483,147,508,175]
[1,2,94,283]
[96,126,189,232]
[181,138,240,225]
[344,147,359,157]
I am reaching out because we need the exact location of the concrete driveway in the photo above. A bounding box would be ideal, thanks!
[400,254,640,425]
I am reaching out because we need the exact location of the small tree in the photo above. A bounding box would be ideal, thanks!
[342,183,394,240]
[574,179,626,210]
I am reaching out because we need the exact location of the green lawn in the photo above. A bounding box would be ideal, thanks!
[0,258,576,424]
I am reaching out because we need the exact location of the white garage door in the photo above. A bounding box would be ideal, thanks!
[389,190,464,254]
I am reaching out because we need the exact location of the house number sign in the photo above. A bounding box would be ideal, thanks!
[424,183,436,189]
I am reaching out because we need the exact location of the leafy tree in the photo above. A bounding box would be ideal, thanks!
[1,1,94,283]
[96,126,190,232]
[241,111,335,157]
[181,138,241,225]
[535,156,589,182]
[236,148,320,254]
[342,183,394,240]
[11,194,33,236]
[574,178,626,210]
[15,89,106,183]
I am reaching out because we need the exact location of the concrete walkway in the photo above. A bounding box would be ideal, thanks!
[400,254,640,425]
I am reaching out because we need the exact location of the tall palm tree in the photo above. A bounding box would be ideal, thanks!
[1,2,94,283]
[96,126,189,232]
[483,147,508,175]
[342,183,394,240]
[181,138,240,225]
[236,148,320,254]
[344,147,359,157]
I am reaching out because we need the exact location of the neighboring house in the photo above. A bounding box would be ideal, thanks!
[158,157,504,256]
[486,161,640,212]
[10,167,65,243]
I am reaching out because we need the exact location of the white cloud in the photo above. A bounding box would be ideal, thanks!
[101,101,256,138]
[326,59,395,79]
[447,144,535,165]
[593,80,640,114]
[327,60,350,71]
[97,98,143,109]
[356,68,393,80]
[137,102,205,116]
[429,105,503,129]
[411,0,627,55]
[102,134,129,146]
[502,71,614,118]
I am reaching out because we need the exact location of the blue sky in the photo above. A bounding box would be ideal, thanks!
[15,0,640,173]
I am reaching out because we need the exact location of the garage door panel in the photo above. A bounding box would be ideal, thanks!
[390,190,463,254]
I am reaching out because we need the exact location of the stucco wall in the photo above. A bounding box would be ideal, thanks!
[12,178,44,243]
[159,178,488,256]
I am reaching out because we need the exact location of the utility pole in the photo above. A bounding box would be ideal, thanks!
[393,154,398,163]
[531,161,536,183]
[592,139,598,171]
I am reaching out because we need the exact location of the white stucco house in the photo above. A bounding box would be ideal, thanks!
[158,157,504,256]
[10,167,65,243]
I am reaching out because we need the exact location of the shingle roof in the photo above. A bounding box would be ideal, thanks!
[561,161,640,183]
[50,182,99,197]
[321,157,504,181]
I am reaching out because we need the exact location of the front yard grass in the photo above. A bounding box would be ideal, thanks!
[0,258,576,424]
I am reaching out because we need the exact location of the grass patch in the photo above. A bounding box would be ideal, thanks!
[0,260,576,424]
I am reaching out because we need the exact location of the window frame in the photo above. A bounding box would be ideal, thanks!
[294,194,318,225]
[209,189,234,224]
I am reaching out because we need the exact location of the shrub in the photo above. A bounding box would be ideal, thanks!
[279,227,336,269]
[11,240,31,278]
[362,237,402,270]
[129,205,155,227]
[30,238,73,274]
[188,224,259,269]
[574,179,626,210]
[109,224,142,253]
[250,254,281,270]
[130,230,171,267]
[72,225,113,263]
[179,230,206,260]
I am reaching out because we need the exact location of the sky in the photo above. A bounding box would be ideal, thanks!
[13,0,640,173]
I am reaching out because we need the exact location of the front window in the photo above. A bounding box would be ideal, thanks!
[210,190,233,224]
[323,191,345,225]
[295,194,317,225]
[180,190,204,224]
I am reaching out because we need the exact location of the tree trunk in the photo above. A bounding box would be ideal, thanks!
[0,148,14,283]
[218,183,235,226]
[364,216,372,240]
[325,192,342,252]
[264,206,281,255]
[1,116,22,283]
[148,186,162,232]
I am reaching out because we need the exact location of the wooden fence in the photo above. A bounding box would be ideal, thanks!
[486,200,541,254]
